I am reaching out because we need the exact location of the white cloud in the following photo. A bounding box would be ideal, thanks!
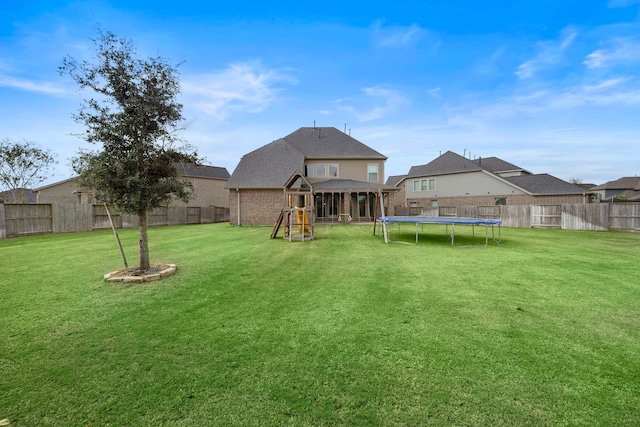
[372,20,424,47]
[515,29,577,79]
[338,86,408,122]
[181,62,297,121]
[427,87,442,99]
[583,37,640,68]
[446,76,640,125]
[0,73,66,95]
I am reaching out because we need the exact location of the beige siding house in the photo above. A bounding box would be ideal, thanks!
[226,126,398,226]
[393,151,590,209]
[590,177,640,202]
[35,164,230,208]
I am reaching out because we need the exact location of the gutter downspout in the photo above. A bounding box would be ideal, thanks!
[236,189,241,226]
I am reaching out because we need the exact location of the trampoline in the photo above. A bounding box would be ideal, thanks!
[377,215,502,247]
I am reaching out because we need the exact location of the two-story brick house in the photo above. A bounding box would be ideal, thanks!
[226,126,397,226]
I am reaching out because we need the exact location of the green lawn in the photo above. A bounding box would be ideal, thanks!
[1,223,639,426]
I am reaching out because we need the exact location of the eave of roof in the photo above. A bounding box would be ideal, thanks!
[311,179,398,192]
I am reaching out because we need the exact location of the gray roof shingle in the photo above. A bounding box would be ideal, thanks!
[282,127,387,159]
[471,157,528,174]
[504,174,586,195]
[590,176,640,190]
[226,139,305,188]
[407,151,481,177]
[385,175,407,187]
[227,127,386,189]
[175,163,230,179]
[408,151,586,195]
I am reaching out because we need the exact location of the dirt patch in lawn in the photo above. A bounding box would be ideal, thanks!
[104,264,176,283]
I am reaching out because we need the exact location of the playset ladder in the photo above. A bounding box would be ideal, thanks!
[270,209,285,239]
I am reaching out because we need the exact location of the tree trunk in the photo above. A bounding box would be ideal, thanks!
[138,211,150,271]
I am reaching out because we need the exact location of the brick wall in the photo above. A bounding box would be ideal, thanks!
[229,189,284,226]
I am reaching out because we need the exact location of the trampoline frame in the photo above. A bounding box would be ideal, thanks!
[377,216,502,247]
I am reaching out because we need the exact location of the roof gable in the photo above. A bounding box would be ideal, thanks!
[227,127,387,189]
[408,151,481,177]
[282,127,387,159]
[226,139,305,188]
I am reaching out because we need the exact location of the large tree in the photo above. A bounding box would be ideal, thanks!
[60,30,199,271]
[0,139,57,203]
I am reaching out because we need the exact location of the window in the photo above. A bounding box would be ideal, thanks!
[358,194,367,217]
[316,164,326,178]
[430,200,438,208]
[329,164,338,177]
[414,178,436,191]
[495,197,507,206]
[368,164,379,182]
[304,164,314,177]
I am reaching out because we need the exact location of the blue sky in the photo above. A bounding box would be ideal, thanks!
[1,1,639,186]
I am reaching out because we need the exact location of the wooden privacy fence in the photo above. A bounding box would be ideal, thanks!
[0,204,230,239]
[387,203,640,232]
[2,203,639,239]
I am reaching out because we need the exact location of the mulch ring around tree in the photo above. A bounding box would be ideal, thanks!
[104,264,176,283]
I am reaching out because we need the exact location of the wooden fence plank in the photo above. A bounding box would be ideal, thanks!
[562,204,609,231]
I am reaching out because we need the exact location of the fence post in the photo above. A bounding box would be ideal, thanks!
[0,203,6,239]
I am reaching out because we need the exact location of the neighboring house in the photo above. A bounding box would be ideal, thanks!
[393,151,590,209]
[0,188,37,203]
[226,126,397,226]
[590,177,640,202]
[35,178,91,204]
[35,164,230,207]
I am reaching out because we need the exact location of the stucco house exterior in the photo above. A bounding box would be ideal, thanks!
[35,163,230,208]
[226,126,397,226]
[590,177,640,202]
[391,151,590,209]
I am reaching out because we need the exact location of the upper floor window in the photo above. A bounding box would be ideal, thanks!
[304,164,314,177]
[305,163,339,178]
[413,178,436,191]
[368,164,379,182]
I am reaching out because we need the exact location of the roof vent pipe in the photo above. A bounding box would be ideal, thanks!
[313,120,316,128]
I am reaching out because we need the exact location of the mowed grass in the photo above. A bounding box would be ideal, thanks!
[1,223,639,426]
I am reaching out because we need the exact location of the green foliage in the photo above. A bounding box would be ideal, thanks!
[60,29,198,215]
[0,138,57,202]
[1,225,639,425]
[60,29,199,268]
